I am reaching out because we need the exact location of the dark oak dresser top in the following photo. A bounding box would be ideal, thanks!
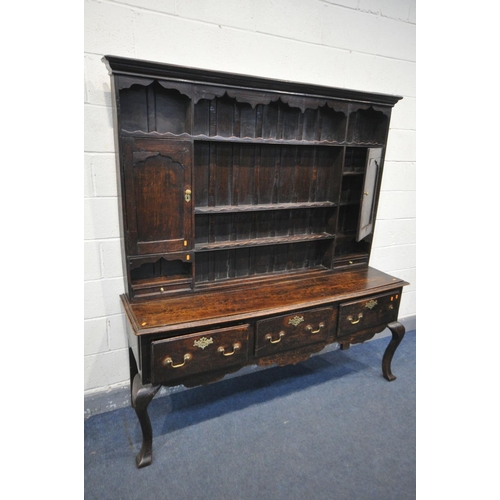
[122,267,408,335]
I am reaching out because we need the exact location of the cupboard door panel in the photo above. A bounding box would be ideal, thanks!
[125,139,193,255]
[357,147,382,241]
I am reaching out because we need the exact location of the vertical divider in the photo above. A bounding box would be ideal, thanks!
[188,97,195,289]
[187,92,194,135]
[331,146,347,262]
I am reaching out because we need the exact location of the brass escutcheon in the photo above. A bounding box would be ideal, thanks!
[194,337,213,350]
[288,315,304,327]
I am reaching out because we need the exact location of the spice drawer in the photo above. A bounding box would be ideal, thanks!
[255,307,334,357]
[150,325,250,385]
[338,291,401,338]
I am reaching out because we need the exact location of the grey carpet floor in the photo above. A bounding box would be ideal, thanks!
[85,330,416,500]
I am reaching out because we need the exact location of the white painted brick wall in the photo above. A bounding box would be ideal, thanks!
[84,0,416,394]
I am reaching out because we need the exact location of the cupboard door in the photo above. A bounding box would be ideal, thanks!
[124,138,193,255]
[356,147,382,241]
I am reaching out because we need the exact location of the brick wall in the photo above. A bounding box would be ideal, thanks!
[84,0,416,395]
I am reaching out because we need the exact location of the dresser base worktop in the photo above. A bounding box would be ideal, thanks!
[123,267,408,467]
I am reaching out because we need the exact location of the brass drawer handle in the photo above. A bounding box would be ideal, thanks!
[163,353,192,368]
[218,342,241,357]
[265,332,285,344]
[347,313,363,325]
[306,322,325,334]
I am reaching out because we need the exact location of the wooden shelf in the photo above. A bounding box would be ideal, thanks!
[335,231,357,241]
[120,129,384,148]
[121,130,192,139]
[343,171,365,176]
[195,232,335,252]
[333,251,368,260]
[339,200,361,207]
[195,202,337,214]
[131,275,192,290]
[191,134,346,147]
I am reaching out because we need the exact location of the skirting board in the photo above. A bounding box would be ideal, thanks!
[84,314,416,419]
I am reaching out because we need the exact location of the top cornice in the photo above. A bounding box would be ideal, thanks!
[102,55,403,107]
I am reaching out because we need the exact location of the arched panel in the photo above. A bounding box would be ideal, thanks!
[124,139,193,255]
[134,154,184,244]
[347,106,389,145]
[120,81,190,134]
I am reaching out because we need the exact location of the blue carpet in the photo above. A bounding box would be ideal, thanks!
[85,331,415,500]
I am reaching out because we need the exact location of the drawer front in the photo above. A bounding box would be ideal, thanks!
[255,307,333,357]
[338,291,401,337]
[132,281,192,299]
[150,325,249,385]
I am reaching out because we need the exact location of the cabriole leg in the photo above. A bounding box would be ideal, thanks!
[382,321,406,381]
[131,373,160,468]
[129,348,138,400]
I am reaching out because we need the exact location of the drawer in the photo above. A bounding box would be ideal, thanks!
[255,307,333,357]
[132,281,191,299]
[150,325,249,385]
[338,291,401,338]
